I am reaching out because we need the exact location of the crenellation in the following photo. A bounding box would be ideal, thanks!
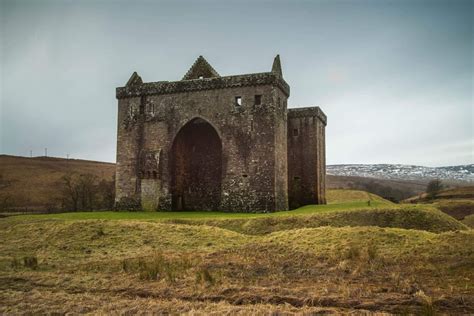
[116,72,290,99]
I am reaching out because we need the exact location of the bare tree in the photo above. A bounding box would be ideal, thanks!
[60,173,114,211]
[426,179,444,199]
[61,174,80,211]
[97,175,115,209]
[0,173,14,211]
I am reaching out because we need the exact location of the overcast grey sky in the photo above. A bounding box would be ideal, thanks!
[1,0,472,166]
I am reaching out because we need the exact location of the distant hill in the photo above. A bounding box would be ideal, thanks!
[326,174,430,202]
[0,155,115,211]
[1,154,472,211]
[328,164,473,182]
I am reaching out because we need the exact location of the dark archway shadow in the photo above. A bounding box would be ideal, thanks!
[170,118,222,211]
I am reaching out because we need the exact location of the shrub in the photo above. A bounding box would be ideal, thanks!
[122,253,192,283]
[23,256,38,270]
[195,267,215,286]
[426,179,443,199]
[61,173,115,212]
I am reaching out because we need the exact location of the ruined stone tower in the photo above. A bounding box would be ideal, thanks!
[115,56,326,212]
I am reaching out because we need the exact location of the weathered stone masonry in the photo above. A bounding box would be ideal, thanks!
[115,55,326,212]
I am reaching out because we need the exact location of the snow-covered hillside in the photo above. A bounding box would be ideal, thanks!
[327,164,474,182]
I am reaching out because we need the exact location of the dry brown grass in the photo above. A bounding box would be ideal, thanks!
[169,206,468,235]
[0,155,114,211]
[434,199,474,220]
[0,216,472,314]
[463,214,474,228]
[326,189,389,204]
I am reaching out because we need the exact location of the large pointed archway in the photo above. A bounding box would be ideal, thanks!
[170,118,223,211]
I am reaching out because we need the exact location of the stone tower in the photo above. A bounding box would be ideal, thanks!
[115,55,326,212]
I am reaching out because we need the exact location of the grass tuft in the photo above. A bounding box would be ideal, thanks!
[121,253,193,283]
[22,256,38,270]
[415,290,435,316]
[195,267,215,286]
[367,242,378,262]
[10,257,21,269]
[344,243,361,260]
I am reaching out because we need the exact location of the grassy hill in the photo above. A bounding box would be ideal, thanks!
[1,202,472,314]
[326,188,390,204]
[0,154,444,211]
[403,186,474,225]
[0,155,115,211]
[434,186,474,199]
[168,206,468,235]
[327,174,428,201]
[404,186,474,203]
[1,156,472,313]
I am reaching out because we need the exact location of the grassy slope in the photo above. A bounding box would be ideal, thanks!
[174,206,468,235]
[404,186,474,203]
[1,168,473,313]
[0,155,115,210]
[327,174,428,196]
[436,186,474,199]
[463,214,474,228]
[0,215,472,314]
[403,186,474,222]
[7,192,467,235]
[9,199,389,221]
[326,188,389,203]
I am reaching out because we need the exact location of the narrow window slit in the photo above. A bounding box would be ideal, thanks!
[254,95,262,105]
[235,96,242,107]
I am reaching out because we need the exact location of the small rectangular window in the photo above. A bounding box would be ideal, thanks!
[294,176,301,180]
[293,128,299,136]
[235,96,242,107]
[254,95,262,105]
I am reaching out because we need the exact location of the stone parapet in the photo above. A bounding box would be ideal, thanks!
[116,72,290,99]
[287,106,327,126]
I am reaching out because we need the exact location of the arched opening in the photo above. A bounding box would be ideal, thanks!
[170,118,222,211]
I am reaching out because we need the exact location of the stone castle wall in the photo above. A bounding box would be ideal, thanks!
[116,79,290,212]
[115,56,325,213]
[287,107,327,208]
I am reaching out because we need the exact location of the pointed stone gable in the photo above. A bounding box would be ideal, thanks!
[182,56,220,80]
[271,55,283,77]
[126,72,143,87]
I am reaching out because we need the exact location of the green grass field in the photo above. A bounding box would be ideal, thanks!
[6,189,390,221]
[8,199,389,221]
[1,189,472,314]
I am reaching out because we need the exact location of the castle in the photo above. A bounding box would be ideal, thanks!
[115,56,326,212]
